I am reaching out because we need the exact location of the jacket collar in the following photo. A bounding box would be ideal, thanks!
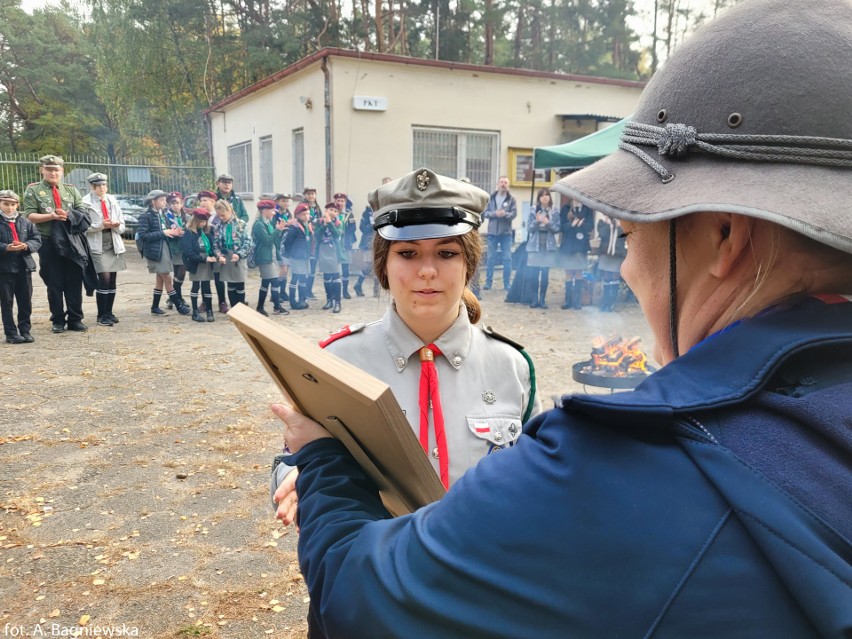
[565,300,852,419]
[383,302,472,373]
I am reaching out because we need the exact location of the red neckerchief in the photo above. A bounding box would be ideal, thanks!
[418,344,449,489]
[101,199,110,222]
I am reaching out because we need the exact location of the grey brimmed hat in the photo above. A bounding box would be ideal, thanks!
[0,189,20,202]
[369,168,487,241]
[86,172,107,185]
[144,189,168,204]
[553,0,852,255]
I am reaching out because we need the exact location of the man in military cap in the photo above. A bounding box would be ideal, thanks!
[214,173,248,223]
[23,155,90,333]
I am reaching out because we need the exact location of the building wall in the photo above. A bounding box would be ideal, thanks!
[210,54,641,214]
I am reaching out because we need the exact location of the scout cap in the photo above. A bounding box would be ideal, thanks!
[553,0,852,255]
[216,173,234,182]
[39,155,64,167]
[0,189,20,202]
[144,189,168,204]
[167,191,183,203]
[274,193,291,200]
[333,192,347,200]
[257,199,277,210]
[369,167,486,241]
[191,208,211,220]
[294,203,310,216]
[86,172,108,185]
[324,202,339,211]
[303,186,317,194]
[197,190,217,200]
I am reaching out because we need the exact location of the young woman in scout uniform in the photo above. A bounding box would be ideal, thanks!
[526,188,561,309]
[595,214,627,312]
[334,192,357,299]
[180,208,217,322]
[302,186,321,299]
[164,192,188,310]
[557,197,594,309]
[212,199,251,308]
[82,173,127,326]
[314,201,344,313]
[251,199,287,316]
[281,203,312,310]
[137,189,190,316]
[0,190,41,343]
[273,193,292,306]
[272,167,539,523]
[197,190,228,314]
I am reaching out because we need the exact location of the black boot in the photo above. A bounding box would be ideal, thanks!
[306,275,317,299]
[561,281,573,310]
[169,290,190,315]
[573,279,585,310]
[322,280,334,310]
[279,276,289,302]
[333,282,342,313]
[107,291,119,323]
[192,310,205,322]
[539,281,549,310]
[151,289,166,315]
[257,286,268,316]
[354,275,365,297]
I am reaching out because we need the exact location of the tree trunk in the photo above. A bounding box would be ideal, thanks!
[484,0,493,65]
[375,0,385,52]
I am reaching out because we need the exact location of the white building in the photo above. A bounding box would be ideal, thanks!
[206,47,643,211]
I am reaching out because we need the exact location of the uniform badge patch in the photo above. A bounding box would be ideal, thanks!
[38,191,46,196]
[45,207,54,213]
[482,390,496,405]
[416,171,430,191]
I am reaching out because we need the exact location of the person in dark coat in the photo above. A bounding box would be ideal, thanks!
[557,198,594,309]
[181,208,217,323]
[252,199,286,316]
[595,214,627,311]
[267,2,852,636]
[0,190,41,343]
[281,203,312,310]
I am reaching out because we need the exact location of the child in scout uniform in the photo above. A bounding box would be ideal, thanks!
[137,189,191,316]
[0,190,41,343]
[199,189,228,314]
[526,188,561,309]
[281,203,312,310]
[82,173,127,326]
[557,197,594,309]
[164,192,189,310]
[272,167,539,523]
[273,193,292,305]
[252,199,287,316]
[181,208,217,322]
[302,186,321,299]
[212,199,251,308]
[334,192,357,299]
[214,173,248,223]
[596,214,627,312]
[315,201,344,313]
[23,154,90,333]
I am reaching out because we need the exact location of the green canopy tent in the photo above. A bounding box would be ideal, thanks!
[533,117,629,171]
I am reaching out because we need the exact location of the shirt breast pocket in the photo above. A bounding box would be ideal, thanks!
[466,414,523,457]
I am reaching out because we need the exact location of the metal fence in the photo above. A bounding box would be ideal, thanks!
[0,153,215,199]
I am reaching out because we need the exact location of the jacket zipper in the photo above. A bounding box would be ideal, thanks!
[684,415,719,444]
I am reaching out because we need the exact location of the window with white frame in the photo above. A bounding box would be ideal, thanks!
[227,141,253,193]
[412,127,499,192]
[292,128,304,194]
[259,135,273,194]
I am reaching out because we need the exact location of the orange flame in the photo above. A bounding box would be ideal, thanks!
[584,335,650,377]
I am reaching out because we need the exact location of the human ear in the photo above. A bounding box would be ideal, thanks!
[709,213,754,279]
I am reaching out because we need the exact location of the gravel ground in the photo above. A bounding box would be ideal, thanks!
[0,249,653,638]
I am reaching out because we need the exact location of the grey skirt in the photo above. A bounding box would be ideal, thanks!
[146,242,172,274]
[258,262,278,279]
[556,252,588,271]
[598,254,624,273]
[527,250,559,269]
[93,231,127,273]
[339,248,352,265]
[219,258,248,283]
[290,256,310,276]
[190,262,214,281]
[317,243,340,273]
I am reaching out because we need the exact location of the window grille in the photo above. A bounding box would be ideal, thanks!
[412,127,499,192]
[227,141,253,193]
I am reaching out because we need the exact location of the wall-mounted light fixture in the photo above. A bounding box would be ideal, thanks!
[299,96,313,110]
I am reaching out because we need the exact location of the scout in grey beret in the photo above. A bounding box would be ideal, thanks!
[39,155,64,167]
[144,189,168,205]
[216,173,234,182]
[554,0,852,256]
[86,172,108,185]
[369,168,488,241]
[0,189,20,202]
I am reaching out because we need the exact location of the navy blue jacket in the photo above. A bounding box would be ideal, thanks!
[282,221,310,261]
[137,208,169,262]
[358,207,374,251]
[289,300,852,638]
[0,216,41,273]
[181,228,214,275]
[559,203,594,255]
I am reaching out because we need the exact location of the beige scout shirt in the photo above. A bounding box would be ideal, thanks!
[325,303,539,487]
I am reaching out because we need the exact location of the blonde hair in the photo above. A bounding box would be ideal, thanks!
[373,231,484,324]
[186,215,209,233]
[214,199,233,218]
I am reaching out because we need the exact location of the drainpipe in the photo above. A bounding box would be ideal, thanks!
[322,55,332,200]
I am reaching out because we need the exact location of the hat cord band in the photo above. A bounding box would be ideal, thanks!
[620,121,852,183]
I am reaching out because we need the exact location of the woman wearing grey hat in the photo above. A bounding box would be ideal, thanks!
[82,173,126,326]
[137,189,190,316]
[272,168,538,524]
[267,2,852,636]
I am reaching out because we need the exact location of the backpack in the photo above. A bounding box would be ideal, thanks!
[135,230,145,257]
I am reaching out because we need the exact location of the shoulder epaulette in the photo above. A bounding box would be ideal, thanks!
[482,325,525,351]
[27,182,37,187]
[319,323,365,349]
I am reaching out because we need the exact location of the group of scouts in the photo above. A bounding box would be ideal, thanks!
[0,155,376,343]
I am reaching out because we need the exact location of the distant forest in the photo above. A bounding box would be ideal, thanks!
[0,0,740,161]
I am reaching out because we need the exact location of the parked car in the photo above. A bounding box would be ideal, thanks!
[114,195,145,239]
